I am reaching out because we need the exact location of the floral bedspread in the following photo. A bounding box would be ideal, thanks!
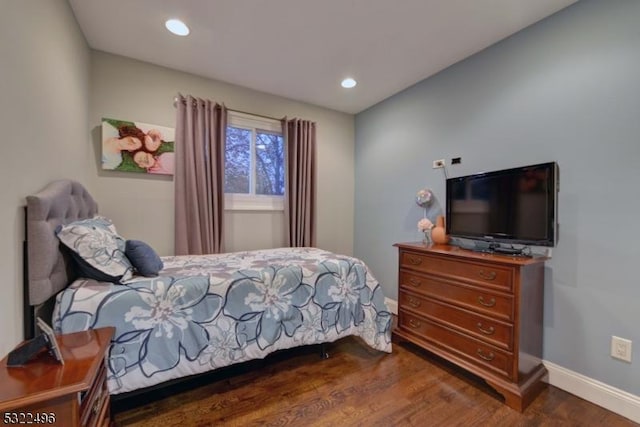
[53,247,392,394]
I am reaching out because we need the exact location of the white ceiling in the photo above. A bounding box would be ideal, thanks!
[68,0,578,114]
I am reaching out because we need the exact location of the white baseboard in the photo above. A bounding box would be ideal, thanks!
[386,298,639,422]
[384,297,398,315]
[544,361,640,423]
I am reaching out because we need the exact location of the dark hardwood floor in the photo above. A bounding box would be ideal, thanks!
[113,337,637,426]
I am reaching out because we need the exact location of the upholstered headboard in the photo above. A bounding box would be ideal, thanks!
[24,180,98,338]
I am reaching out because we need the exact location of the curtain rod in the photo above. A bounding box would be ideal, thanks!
[173,96,283,122]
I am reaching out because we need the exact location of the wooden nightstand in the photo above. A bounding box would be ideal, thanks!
[0,327,114,427]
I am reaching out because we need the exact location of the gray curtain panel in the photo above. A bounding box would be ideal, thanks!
[282,118,317,247]
[174,94,227,255]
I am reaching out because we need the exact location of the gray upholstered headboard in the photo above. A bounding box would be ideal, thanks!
[25,180,98,338]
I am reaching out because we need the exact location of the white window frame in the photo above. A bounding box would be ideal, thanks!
[225,111,285,211]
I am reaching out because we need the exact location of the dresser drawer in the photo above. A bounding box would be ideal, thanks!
[399,290,513,350]
[399,311,514,380]
[400,251,513,291]
[399,270,514,321]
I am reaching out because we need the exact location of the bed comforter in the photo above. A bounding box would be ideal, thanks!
[53,247,392,394]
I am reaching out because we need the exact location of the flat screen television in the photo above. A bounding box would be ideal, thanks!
[446,162,558,248]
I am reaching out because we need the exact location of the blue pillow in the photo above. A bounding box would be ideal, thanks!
[125,240,164,277]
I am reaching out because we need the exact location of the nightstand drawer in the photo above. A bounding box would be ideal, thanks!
[399,271,514,321]
[81,362,108,427]
[398,290,513,350]
[400,251,513,291]
[399,311,514,380]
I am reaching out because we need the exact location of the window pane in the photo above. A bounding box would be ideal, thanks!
[255,132,285,195]
[225,126,251,194]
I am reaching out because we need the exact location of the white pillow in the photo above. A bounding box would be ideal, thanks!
[56,217,133,283]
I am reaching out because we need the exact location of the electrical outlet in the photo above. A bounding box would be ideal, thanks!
[432,159,445,169]
[611,336,632,363]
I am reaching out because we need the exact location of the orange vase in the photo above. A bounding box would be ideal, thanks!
[431,215,450,244]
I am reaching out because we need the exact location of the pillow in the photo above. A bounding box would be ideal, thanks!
[125,240,164,277]
[63,215,118,234]
[56,219,133,283]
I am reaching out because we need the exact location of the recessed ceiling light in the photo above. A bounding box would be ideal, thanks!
[341,78,357,89]
[165,19,190,36]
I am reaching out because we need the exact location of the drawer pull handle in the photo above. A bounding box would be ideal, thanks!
[408,278,422,287]
[408,297,421,308]
[408,256,423,265]
[477,296,496,307]
[478,270,497,280]
[477,323,495,335]
[476,349,495,361]
[408,319,421,328]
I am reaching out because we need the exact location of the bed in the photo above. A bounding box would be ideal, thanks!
[24,180,392,395]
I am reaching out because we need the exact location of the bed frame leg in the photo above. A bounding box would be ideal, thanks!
[320,343,330,359]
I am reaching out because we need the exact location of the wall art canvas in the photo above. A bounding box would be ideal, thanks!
[101,118,175,175]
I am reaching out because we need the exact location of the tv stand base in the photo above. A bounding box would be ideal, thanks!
[491,245,524,255]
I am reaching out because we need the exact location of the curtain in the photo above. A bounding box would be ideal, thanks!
[282,118,317,247]
[174,94,227,255]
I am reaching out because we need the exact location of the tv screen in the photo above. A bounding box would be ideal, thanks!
[446,162,558,247]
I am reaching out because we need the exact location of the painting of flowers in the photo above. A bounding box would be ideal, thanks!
[101,118,175,175]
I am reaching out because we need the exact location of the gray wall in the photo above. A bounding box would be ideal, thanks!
[89,51,355,257]
[0,0,91,354]
[355,0,640,395]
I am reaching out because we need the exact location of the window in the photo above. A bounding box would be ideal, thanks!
[225,111,285,210]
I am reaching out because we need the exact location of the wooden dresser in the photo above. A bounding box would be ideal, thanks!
[393,243,547,411]
[0,327,114,426]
